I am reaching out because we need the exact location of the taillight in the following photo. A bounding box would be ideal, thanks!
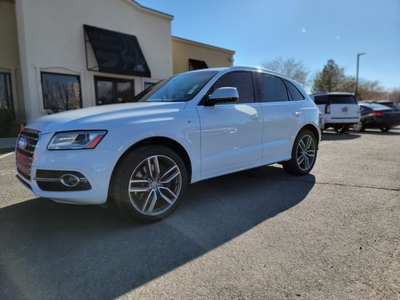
[325,104,330,114]
[372,111,384,117]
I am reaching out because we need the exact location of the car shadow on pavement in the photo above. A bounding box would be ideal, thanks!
[348,129,400,136]
[0,165,315,300]
[321,131,361,141]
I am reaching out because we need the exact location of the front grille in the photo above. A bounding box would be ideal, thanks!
[16,129,40,180]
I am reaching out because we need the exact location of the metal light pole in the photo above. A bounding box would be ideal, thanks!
[355,52,366,99]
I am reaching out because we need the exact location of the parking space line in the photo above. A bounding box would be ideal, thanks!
[0,152,14,159]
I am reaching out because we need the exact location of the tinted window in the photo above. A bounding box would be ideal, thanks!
[213,71,254,103]
[284,80,305,100]
[314,96,327,105]
[0,72,13,112]
[328,95,357,104]
[256,73,288,102]
[95,77,134,105]
[41,72,82,113]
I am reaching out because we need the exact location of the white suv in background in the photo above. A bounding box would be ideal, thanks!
[309,92,360,133]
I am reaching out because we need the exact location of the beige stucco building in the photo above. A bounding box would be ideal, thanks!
[0,0,235,136]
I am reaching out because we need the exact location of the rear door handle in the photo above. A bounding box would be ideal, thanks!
[293,112,301,117]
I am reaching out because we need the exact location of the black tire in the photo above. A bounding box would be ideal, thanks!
[334,125,349,134]
[353,121,365,132]
[283,129,317,175]
[379,126,390,132]
[110,146,187,223]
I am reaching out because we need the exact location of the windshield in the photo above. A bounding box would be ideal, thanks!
[137,70,219,102]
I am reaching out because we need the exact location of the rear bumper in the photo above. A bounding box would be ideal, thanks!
[325,122,359,128]
[365,119,400,127]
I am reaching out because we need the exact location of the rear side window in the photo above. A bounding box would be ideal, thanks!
[284,80,305,100]
[256,73,288,102]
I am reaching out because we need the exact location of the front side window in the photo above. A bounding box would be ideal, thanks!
[0,72,14,111]
[211,71,254,103]
[255,73,288,102]
[95,77,134,105]
[41,72,82,113]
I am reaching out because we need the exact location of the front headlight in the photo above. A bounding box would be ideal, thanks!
[47,131,107,150]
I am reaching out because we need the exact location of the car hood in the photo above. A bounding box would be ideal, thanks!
[25,102,185,134]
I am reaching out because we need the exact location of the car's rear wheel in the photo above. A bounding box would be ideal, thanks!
[110,146,187,223]
[353,121,365,132]
[379,126,391,132]
[283,129,317,175]
[334,125,349,134]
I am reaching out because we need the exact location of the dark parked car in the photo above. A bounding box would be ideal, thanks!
[353,103,400,132]
[366,100,400,111]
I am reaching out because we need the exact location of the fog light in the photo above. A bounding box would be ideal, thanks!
[60,174,81,187]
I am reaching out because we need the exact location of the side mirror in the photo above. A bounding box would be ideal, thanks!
[206,87,239,106]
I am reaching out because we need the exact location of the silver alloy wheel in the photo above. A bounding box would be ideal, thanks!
[296,134,316,171]
[128,154,182,216]
[354,122,363,131]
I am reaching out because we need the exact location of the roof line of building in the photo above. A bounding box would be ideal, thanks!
[124,0,174,20]
[172,36,235,54]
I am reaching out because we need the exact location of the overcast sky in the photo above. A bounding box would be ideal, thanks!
[138,0,400,91]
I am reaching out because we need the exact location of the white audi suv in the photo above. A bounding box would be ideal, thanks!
[16,66,321,223]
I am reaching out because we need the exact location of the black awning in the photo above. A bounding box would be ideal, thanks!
[84,25,151,78]
[189,59,208,70]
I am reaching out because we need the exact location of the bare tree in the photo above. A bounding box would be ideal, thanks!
[261,57,310,87]
[388,88,400,104]
[357,79,387,101]
[43,80,81,114]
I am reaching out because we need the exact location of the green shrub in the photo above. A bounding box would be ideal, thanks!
[0,108,15,136]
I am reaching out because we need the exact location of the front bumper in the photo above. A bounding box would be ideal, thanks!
[15,129,117,205]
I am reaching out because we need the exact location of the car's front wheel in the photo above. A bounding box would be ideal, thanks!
[110,146,187,223]
[283,129,317,175]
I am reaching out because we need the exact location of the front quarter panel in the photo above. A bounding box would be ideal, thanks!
[18,102,202,204]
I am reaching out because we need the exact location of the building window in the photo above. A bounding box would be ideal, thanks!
[189,59,208,71]
[0,72,13,111]
[41,72,82,113]
[95,77,134,105]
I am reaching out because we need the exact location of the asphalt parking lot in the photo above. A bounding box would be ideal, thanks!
[0,128,399,300]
